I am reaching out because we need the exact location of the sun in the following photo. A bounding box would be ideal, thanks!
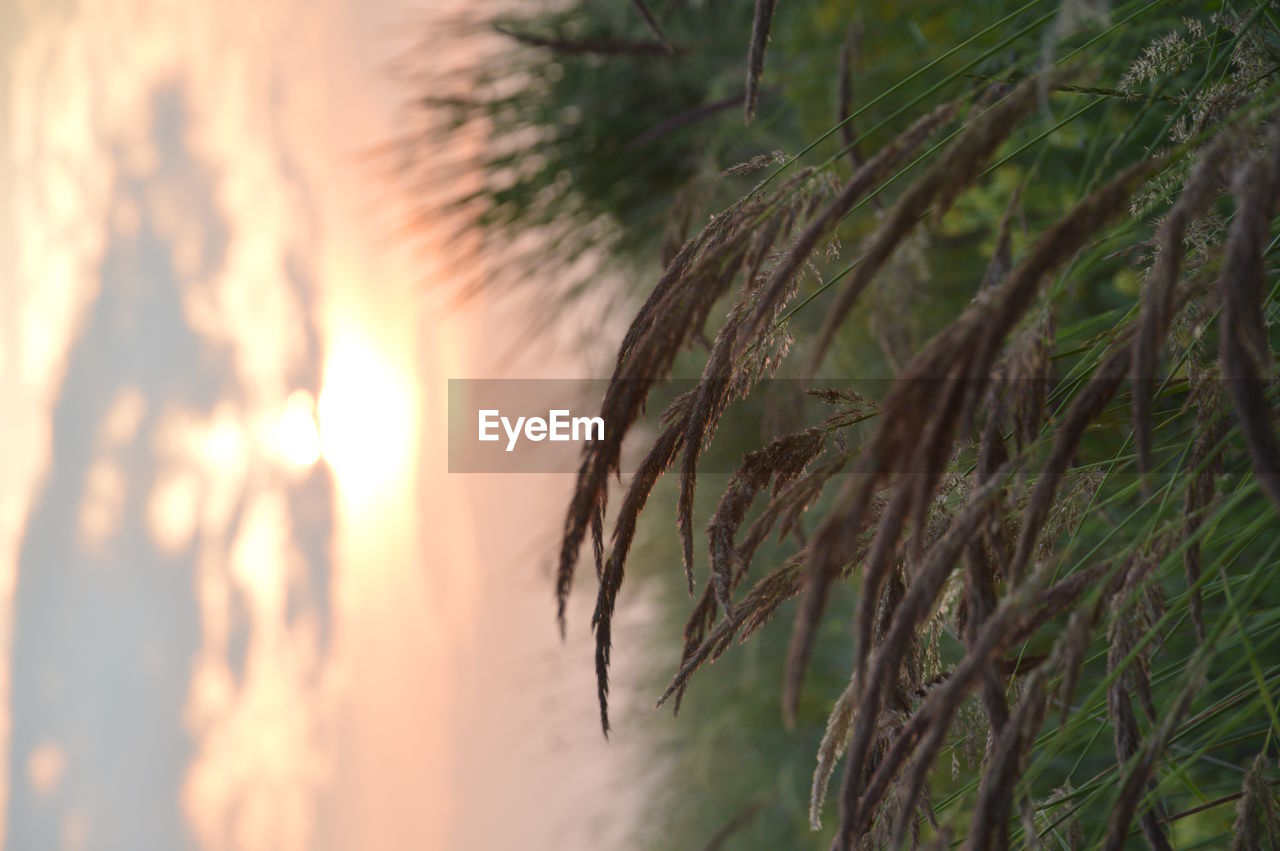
[317,336,416,504]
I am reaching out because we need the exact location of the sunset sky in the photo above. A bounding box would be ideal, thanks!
[0,1,645,848]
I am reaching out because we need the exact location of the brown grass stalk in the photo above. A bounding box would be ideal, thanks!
[1132,134,1233,480]
[707,428,826,617]
[739,101,960,353]
[559,178,799,636]
[745,0,779,122]
[628,0,673,52]
[1100,661,1205,851]
[1183,400,1229,642]
[959,668,1051,851]
[656,555,806,710]
[679,198,815,600]
[835,557,1085,845]
[1220,123,1280,512]
[838,23,867,172]
[790,155,1164,740]
[1106,558,1165,847]
[1232,752,1280,850]
[1009,345,1131,585]
[808,75,1055,370]
[829,468,1011,843]
[592,410,686,735]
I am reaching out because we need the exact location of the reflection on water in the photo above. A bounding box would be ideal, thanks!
[3,0,643,849]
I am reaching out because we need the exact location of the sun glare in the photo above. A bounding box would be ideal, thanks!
[317,338,416,502]
[276,390,322,469]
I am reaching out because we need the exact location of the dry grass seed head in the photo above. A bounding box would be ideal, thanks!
[1183,373,1230,642]
[841,554,1113,844]
[838,22,867,171]
[980,185,1023,292]
[825,469,1010,840]
[949,152,1169,448]
[808,154,1172,844]
[868,222,931,371]
[963,534,1012,739]
[1220,122,1280,512]
[1104,556,1170,849]
[737,452,853,568]
[1118,18,1205,97]
[1009,345,1130,585]
[793,153,1162,745]
[961,666,1051,851]
[745,0,778,123]
[592,402,689,735]
[1101,660,1205,851]
[809,73,1059,370]
[707,427,826,617]
[678,186,822,600]
[1009,311,1056,452]
[560,168,819,640]
[739,100,961,355]
[1232,751,1280,851]
[560,215,732,632]
[720,150,787,177]
[1132,132,1235,480]
[656,553,807,711]
[1056,606,1098,729]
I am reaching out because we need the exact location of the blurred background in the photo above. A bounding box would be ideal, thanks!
[0,0,653,848]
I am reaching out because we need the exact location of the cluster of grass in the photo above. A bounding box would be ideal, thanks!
[408,0,1280,847]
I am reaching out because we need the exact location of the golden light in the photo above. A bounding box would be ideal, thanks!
[276,389,322,469]
[317,337,416,503]
[202,413,247,469]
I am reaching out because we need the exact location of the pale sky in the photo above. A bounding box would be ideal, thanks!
[0,1,646,849]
